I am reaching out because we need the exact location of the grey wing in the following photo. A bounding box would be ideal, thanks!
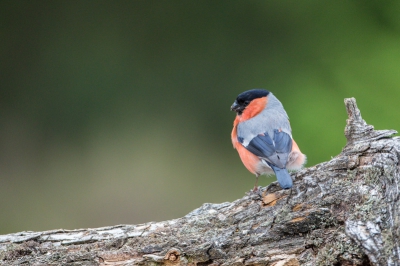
[239,129,292,169]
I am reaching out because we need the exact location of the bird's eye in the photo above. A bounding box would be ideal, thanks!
[244,100,250,105]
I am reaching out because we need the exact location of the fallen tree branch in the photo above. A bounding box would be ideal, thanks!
[0,98,399,266]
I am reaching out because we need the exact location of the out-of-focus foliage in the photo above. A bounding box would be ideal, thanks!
[1,0,399,234]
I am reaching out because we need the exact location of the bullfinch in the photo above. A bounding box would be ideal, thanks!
[231,89,306,190]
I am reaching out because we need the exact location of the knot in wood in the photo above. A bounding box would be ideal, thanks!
[164,248,181,261]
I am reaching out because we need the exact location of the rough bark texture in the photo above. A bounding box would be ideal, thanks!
[0,98,399,266]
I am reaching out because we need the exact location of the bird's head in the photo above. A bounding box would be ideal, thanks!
[230,89,270,115]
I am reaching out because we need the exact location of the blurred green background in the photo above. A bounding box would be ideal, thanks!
[1,0,399,234]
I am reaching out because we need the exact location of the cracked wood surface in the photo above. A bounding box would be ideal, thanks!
[0,98,399,266]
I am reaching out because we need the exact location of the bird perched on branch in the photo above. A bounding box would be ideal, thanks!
[230,89,306,190]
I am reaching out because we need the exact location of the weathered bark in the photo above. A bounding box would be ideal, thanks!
[0,98,399,266]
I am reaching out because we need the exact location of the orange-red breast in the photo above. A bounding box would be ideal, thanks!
[231,89,306,190]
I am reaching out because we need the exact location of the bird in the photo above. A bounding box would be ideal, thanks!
[230,89,306,190]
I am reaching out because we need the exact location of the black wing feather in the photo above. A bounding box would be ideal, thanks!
[240,129,292,169]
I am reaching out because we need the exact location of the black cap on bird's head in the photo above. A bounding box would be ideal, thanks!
[230,89,270,115]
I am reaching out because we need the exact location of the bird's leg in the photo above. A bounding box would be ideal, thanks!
[286,188,293,204]
[253,174,260,192]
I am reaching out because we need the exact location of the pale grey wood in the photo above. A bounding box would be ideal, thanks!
[0,98,398,266]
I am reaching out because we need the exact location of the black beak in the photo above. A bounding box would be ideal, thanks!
[230,101,240,111]
[230,100,244,113]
